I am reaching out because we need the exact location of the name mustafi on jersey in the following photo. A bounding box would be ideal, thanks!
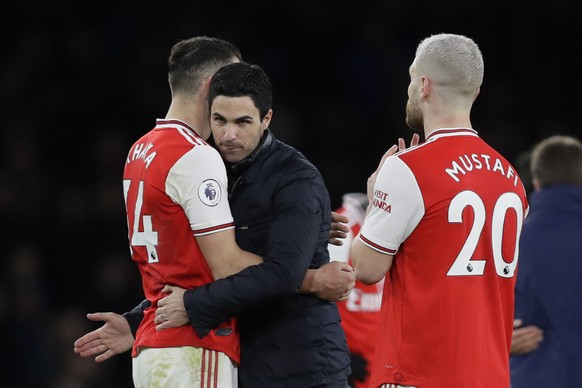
[127,142,157,169]
[445,153,519,186]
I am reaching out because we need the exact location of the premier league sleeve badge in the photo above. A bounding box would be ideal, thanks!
[198,179,222,207]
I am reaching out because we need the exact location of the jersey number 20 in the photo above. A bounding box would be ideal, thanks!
[447,190,523,278]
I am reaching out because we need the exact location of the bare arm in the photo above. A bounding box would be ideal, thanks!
[196,228,262,279]
[351,237,393,285]
[351,135,419,284]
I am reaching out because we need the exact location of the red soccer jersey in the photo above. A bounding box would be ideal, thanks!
[360,128,528,388]
[123,119,240,363]
[328,195,383,388]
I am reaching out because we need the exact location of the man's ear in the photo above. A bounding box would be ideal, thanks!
[202,75,213,95]
[262,109,273,129]
[420,76,431,99]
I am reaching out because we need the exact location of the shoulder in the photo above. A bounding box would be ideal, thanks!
[170,144,225,176]
[264,141,330,206]
[271,140,321,178]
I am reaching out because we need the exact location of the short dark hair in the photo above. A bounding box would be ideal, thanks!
[208,62,272,119]
[168,36,242,96]
[531,135,582,187]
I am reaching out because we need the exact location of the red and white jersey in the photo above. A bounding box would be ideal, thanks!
[123,119,239,363]
[360,128,528,388]
[328,193,383,388]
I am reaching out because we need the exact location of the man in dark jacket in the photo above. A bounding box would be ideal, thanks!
[74,60,352,386]
[157,62,351,387]
[510,135,582,388]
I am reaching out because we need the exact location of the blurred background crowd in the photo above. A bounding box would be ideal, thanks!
[1,1,580,386]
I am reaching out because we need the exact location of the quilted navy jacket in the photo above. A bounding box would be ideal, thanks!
[184,131,350,387]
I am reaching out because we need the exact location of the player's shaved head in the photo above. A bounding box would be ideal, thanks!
[168,36,242,97]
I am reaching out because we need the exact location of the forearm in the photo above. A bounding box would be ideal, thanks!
[352,238,391,285]
[197,229,263,280]
[299,263,355,301]
[215,249,262,279]
[184,260,301,337]
[298,268,317,294]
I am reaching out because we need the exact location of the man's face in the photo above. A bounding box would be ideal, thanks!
[210,95,270,163]
[405,63,424,131]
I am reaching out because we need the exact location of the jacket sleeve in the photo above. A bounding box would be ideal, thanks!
[184,176,327,337]
[122,299,151,337]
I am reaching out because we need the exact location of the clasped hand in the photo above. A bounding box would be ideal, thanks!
[155,285,189,331]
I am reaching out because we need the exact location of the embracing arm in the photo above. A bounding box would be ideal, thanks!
[120,230,256,333]
[295,208,356,302]
[197,227,262,279]
[181,178,326,337]
[299,261,355,301]
[155,204,351,330]
[154,226,263,330]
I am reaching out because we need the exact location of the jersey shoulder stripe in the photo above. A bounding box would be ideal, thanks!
[359,234,397,255]
[193,222,235,236]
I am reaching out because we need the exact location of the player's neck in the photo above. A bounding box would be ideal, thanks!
[165,94,211,140]
[423,111,473,138]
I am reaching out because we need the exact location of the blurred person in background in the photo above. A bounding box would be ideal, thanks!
[351,33,529,387]
[328,192,382,388]
[510,135,582,388]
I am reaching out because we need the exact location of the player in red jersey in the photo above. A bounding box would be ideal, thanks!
[122,37,261,387]
[328,193,383,388]
[351,33,529,388]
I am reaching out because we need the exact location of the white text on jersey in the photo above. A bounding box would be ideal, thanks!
[445,153,518,186]
[127,142,157,169]
[346,288,382,312]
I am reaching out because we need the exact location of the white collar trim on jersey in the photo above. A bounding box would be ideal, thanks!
[155,118,203,139]
[426,127,479,141]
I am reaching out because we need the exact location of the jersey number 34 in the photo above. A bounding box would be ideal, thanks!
[123,179,159,263]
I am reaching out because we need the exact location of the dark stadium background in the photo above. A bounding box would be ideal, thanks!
[2,1,579,386]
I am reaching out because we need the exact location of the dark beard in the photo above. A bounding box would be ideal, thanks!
[405,103,423,132]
